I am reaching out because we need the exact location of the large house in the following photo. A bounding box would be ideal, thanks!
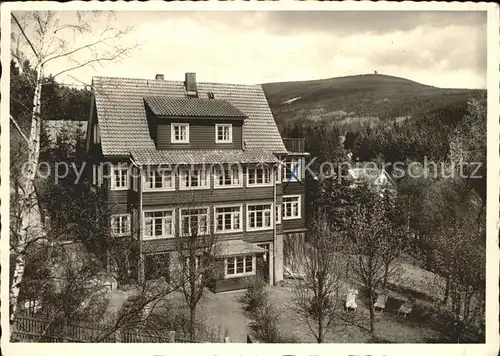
[85,73,308,291]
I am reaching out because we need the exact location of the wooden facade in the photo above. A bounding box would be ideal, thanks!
[88,92,309,292]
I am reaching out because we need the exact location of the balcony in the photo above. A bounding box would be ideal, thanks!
[282,138,306,153]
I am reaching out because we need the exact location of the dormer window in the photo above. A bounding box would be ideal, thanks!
[171,123,189,143]
[216,124,232,143]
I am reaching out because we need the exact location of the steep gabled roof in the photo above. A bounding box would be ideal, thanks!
[143,96,246,119]
[92,76,286,156]
[347,166,396,188]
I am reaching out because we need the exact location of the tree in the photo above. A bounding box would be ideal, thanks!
[345,191,403,333]
[448,94,487,211]
[432,216,485,342]
[292,211,345,343]
[9,10,139,326]
[173,193,221,340]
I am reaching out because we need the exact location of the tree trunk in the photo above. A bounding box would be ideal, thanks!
[10,67,44,327]
[442,276,450,305]
[318,310,323,343]
[369,305,375,333]
[368,290,375,333]
[189,304,196,340]
[382,263,390,291]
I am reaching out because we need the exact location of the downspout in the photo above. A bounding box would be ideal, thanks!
[130,157,143,283]
[272,160,277,286]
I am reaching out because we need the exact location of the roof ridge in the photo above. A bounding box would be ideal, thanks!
[92,75,262,88]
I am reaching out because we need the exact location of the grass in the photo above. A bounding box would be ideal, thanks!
[266,280,441,343]
[103,261,470,343]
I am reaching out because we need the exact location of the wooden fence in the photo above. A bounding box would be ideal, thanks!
[12,312,204,343]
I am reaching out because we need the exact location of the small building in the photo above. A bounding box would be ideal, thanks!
[347,162,397,193]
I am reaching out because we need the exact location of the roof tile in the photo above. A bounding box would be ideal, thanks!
[130,148,279,165]
[92,76,287,156]
[144,96,246,118]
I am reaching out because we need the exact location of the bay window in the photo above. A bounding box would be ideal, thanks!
[225,255,255,278]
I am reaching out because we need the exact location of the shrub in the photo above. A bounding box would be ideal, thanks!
[241,278,299,343]
[239,278,269,313]
[249,303,280,342]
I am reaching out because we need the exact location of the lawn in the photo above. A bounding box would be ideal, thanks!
[103,260,448,343]
[266,280,441,343]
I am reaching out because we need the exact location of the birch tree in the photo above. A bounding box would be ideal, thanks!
[10,10,138,326]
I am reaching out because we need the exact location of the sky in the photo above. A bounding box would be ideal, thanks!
[13,10,488,89]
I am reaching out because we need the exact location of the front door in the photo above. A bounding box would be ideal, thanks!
[257,243,270,283]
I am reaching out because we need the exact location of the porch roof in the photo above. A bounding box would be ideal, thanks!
[213,240,266,257]
[130,148,279,165]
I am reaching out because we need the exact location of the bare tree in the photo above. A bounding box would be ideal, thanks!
[346,194,402,333]
[9,10,139,326]
[174,192,221,340]
[292,211,345,343]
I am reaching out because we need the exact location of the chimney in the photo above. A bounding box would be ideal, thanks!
[185,72,197,97]
[155,74,164,80]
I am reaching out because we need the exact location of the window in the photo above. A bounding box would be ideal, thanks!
[93,124,100,144]
[111,214,130,236]
[225,255,255,278]
[247,167,271,186]
[111,164,129,190]
[213,165,242,188]
[144,210,175,239]
[181,208,209,236]
[247,203,273,231]
[171,123,189,143]
[276,204,282,223]
[215,124,232,143]
[144,169,174,191]
[215,205,242,233]
[283,159,301,182]
[179,167,208,189]
[283,195,301,219]
[184,256,200,271]
[277,163,282,184]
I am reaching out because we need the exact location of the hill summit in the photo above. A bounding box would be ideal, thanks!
[261,74,481,129]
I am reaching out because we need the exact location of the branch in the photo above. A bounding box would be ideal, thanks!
[51,45,138,79]
[10,115,29,143]
[12,13,39,59]
[41,30,117,66]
